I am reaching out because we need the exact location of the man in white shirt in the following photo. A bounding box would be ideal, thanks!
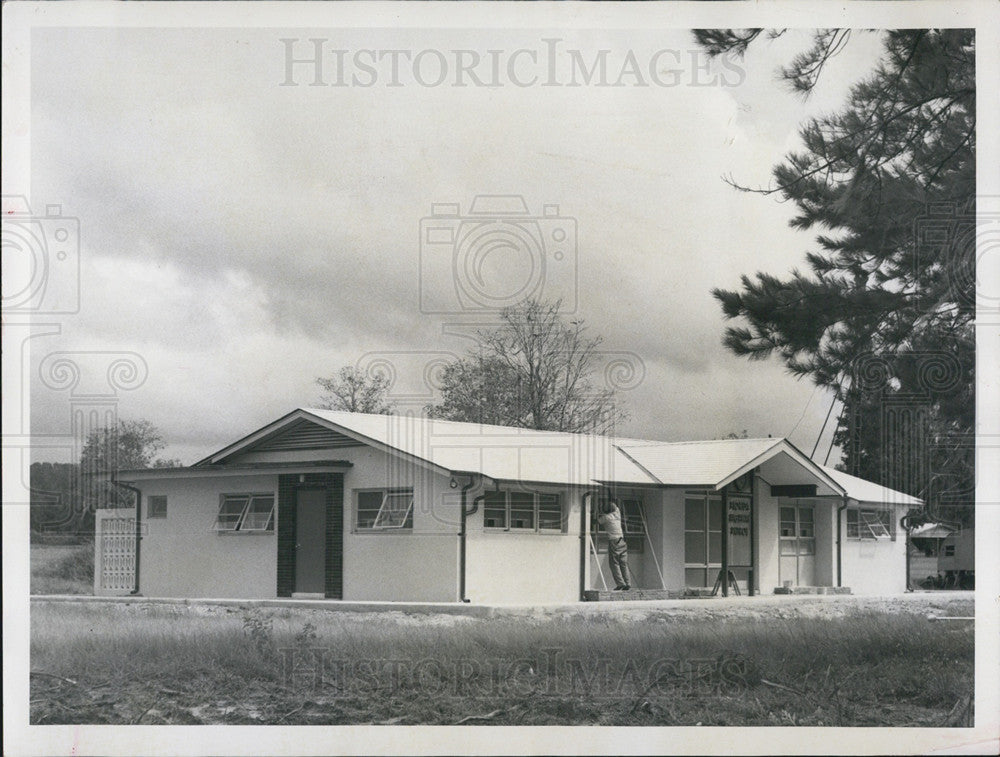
[597,499,630,590]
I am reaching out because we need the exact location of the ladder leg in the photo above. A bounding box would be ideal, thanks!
[588,533,609,591]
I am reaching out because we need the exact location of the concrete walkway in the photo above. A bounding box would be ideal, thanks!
[30,590,974,620]
[30,593,496,618]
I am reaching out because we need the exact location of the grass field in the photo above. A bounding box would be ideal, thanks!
[29,597,974,726]
[30,541,93,596]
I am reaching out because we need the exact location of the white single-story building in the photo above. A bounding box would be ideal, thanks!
[95,408,921,603]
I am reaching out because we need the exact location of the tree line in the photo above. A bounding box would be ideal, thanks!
[30,419,181,537]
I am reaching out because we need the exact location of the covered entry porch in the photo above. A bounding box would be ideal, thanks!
[584,438,849,599]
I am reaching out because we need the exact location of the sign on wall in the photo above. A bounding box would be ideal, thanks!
[727,494,752,567]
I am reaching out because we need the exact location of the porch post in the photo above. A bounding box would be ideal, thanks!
[720,485,729,597]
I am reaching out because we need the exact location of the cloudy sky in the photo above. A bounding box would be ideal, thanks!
[20,22,889,465]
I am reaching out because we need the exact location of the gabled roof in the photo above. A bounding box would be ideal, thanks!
[616,437,781,486]
[177,408,918,505]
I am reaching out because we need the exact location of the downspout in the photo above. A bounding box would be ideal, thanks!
[458,474,481,603]
[901,513,916,592]
[836,495,849,587]
[112,477,143,595]
[581,491,595,601]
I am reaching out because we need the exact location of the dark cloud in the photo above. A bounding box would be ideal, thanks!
[24,26,883,463]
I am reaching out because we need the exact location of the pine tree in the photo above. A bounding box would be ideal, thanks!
[700,30,975,524]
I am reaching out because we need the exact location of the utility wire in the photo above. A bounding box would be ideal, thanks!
[810,393,837,460]
[787,384,819,438]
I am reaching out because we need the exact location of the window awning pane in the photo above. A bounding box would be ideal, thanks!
[357,491,383,529]
[373,492,413,529]
[861,510,891,538]
[484,491,507,528]
[241,496,275,531]
[215,496,249,530]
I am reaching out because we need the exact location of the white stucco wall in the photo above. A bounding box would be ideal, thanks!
[340,445,459,601]
[839,502,907,594]
[466,532,579,604]
[754,483,906,594]
[660,489,686,590]
[466,484,582,604]
[753,483,780,592]
[137,474,279,599]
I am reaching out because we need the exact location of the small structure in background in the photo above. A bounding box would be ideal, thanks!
[935,529,975,590]
[908,522,956,587]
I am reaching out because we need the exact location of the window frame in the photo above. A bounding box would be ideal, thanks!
[682,490,721,583]
[483,490,565,534]
[779,504,816,556]
[147,495,168,519]
[214,493,275,534]
[354,488,415,532]
[846,507,896,541]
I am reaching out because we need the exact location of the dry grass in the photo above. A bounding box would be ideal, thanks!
[30,600,974,726]
[30,542,94,595]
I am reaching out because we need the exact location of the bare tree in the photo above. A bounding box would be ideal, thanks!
[428,299,627,434]
[316,366,395,414]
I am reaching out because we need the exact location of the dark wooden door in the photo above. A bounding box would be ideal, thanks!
[295,488,327,593]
